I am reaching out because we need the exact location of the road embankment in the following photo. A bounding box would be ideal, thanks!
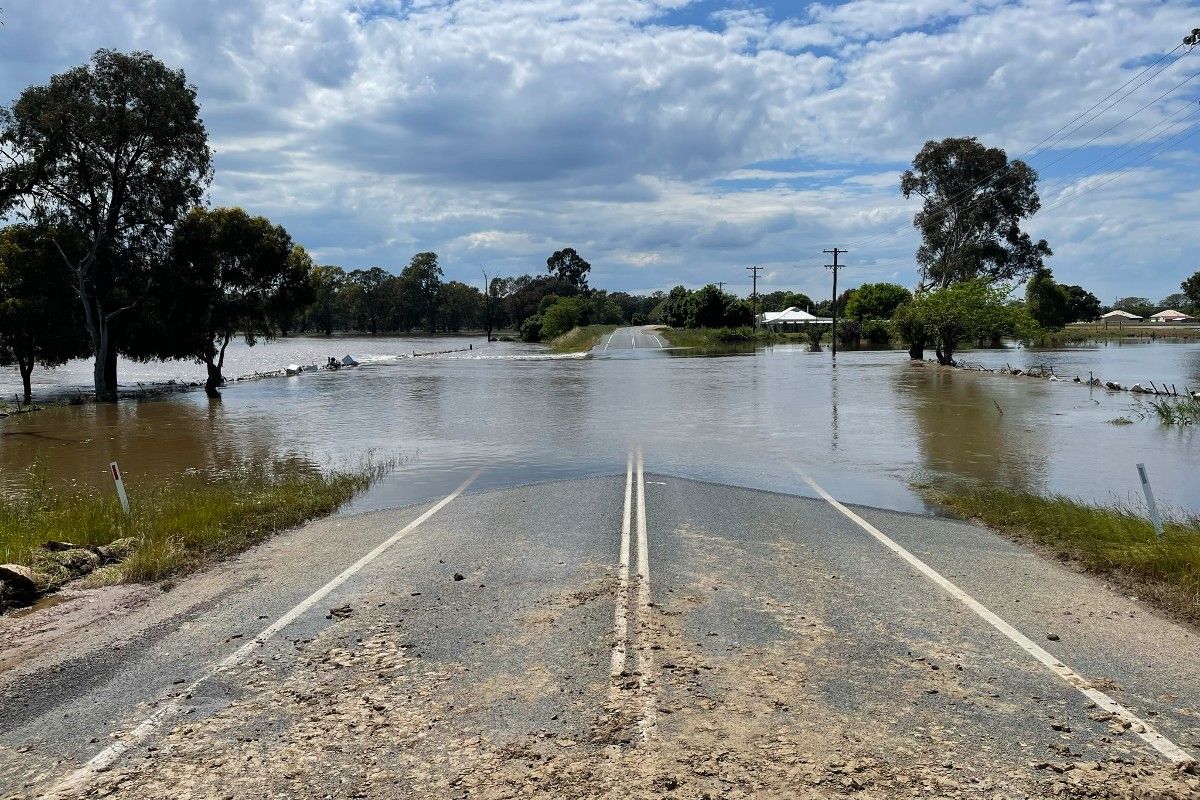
[920,482,1200,626]
[548,324,622,353]
[0,457,392,613]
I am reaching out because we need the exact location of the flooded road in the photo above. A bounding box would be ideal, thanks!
[1,336,1197,516]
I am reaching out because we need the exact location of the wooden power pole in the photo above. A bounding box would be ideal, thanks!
[746,266,762,330]
[824,248,846,356]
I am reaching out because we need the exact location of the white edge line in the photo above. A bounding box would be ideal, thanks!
[48,469,483,797]
[790,465,1194,764]
[635,446,656,741]
[610,449,633,678]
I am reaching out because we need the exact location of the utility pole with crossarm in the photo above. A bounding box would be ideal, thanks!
[824,248,847,356]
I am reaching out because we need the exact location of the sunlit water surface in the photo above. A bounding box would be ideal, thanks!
[2,336,1197,517]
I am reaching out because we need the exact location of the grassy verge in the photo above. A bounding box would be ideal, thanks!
[920,482,1200,624]
[1,456,392,585]
[658,326,780,347]
[548,324,622,353]
[1033,324,1200,345]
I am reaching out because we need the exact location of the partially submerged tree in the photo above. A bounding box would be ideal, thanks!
[0,49,212,401]
[0,224,89,402]
[893,279,1016,366]
[154,207,303,397]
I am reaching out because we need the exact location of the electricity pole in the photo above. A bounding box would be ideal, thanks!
[824,248,846,356]
[717,281,726,292]
[746,265,762,330]
[481,266,494,342]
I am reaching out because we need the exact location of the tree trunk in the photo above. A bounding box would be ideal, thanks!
[935,339,954,366]
[204,358,223,398]
[18,356,33,405]
[908,336,925,361]
[204,333,231,398]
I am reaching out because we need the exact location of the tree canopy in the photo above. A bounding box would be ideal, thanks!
[147,206,305,396]
[1182,270,1200,311]
[893,280,1026,365]
[0,224,89,402]
[844,283,912,321]
[0,49,212,400]
[901,137,1051,292]
[546,248,591,294]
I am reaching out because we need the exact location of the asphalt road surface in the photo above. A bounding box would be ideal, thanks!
[2,454,1199,798]
[595,326,668,353]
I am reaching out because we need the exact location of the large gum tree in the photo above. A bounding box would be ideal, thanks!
[900,137,1051,360]
[0,49,212,401]
[146,207,309,398]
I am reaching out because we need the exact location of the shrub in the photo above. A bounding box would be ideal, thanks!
[862,318,892,344]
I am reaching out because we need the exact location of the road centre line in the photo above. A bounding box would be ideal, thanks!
[48,469,483,798]
[790,465,1195,764]
[635,447,657,741]
[610,449,633,678]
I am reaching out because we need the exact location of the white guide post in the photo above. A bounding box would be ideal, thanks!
[110,461,130,515]
[1136,463,1163,537]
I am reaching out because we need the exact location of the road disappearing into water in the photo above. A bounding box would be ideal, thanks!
[2,452,1199,798]
[596,326,669,352]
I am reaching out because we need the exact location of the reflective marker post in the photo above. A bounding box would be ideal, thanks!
[110,461,130,515]
[1136,463,1163,537]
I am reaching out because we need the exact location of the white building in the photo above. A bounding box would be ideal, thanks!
[757,306,834,330]
[1100,309,1142,327]
[1148,309,1195,323]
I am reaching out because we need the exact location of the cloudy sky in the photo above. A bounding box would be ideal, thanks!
[2,1,1197,303]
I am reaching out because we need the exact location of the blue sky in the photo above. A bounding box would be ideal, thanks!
[1,0,1198,304]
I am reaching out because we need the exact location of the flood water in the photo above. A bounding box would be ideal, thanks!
[1,335,1197,518]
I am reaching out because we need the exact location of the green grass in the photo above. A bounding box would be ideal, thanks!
[1149,397,1200,426]
[1,456,393,584]
[548,324,622,353]
[657,326,779,348]
[1033,324,1200,345]
[921,483,1200,624]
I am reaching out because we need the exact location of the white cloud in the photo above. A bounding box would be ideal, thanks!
[0,0,1196,301]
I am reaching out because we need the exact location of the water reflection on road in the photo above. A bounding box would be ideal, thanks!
[1,338,1196,517]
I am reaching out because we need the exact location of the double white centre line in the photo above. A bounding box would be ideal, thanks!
[610,446,657,743]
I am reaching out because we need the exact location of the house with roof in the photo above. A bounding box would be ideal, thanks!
[757,306,833,330]
[1100,309,1142,327]
[1148,309,1195,323]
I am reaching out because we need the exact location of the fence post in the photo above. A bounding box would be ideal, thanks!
[1136,463,1163,537]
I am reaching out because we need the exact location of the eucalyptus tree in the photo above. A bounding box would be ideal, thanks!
[400,252,443,332]
[546,247,591,294]
[309,265,347,335]
[0,49,212,400]
[901,137,1051,293]
[151,207,305,397]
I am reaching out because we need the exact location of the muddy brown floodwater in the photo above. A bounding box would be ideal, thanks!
[1,336,1197,517]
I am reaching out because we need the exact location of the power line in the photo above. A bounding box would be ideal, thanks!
[844,36,1196,254]
[1039,116,1200,215]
